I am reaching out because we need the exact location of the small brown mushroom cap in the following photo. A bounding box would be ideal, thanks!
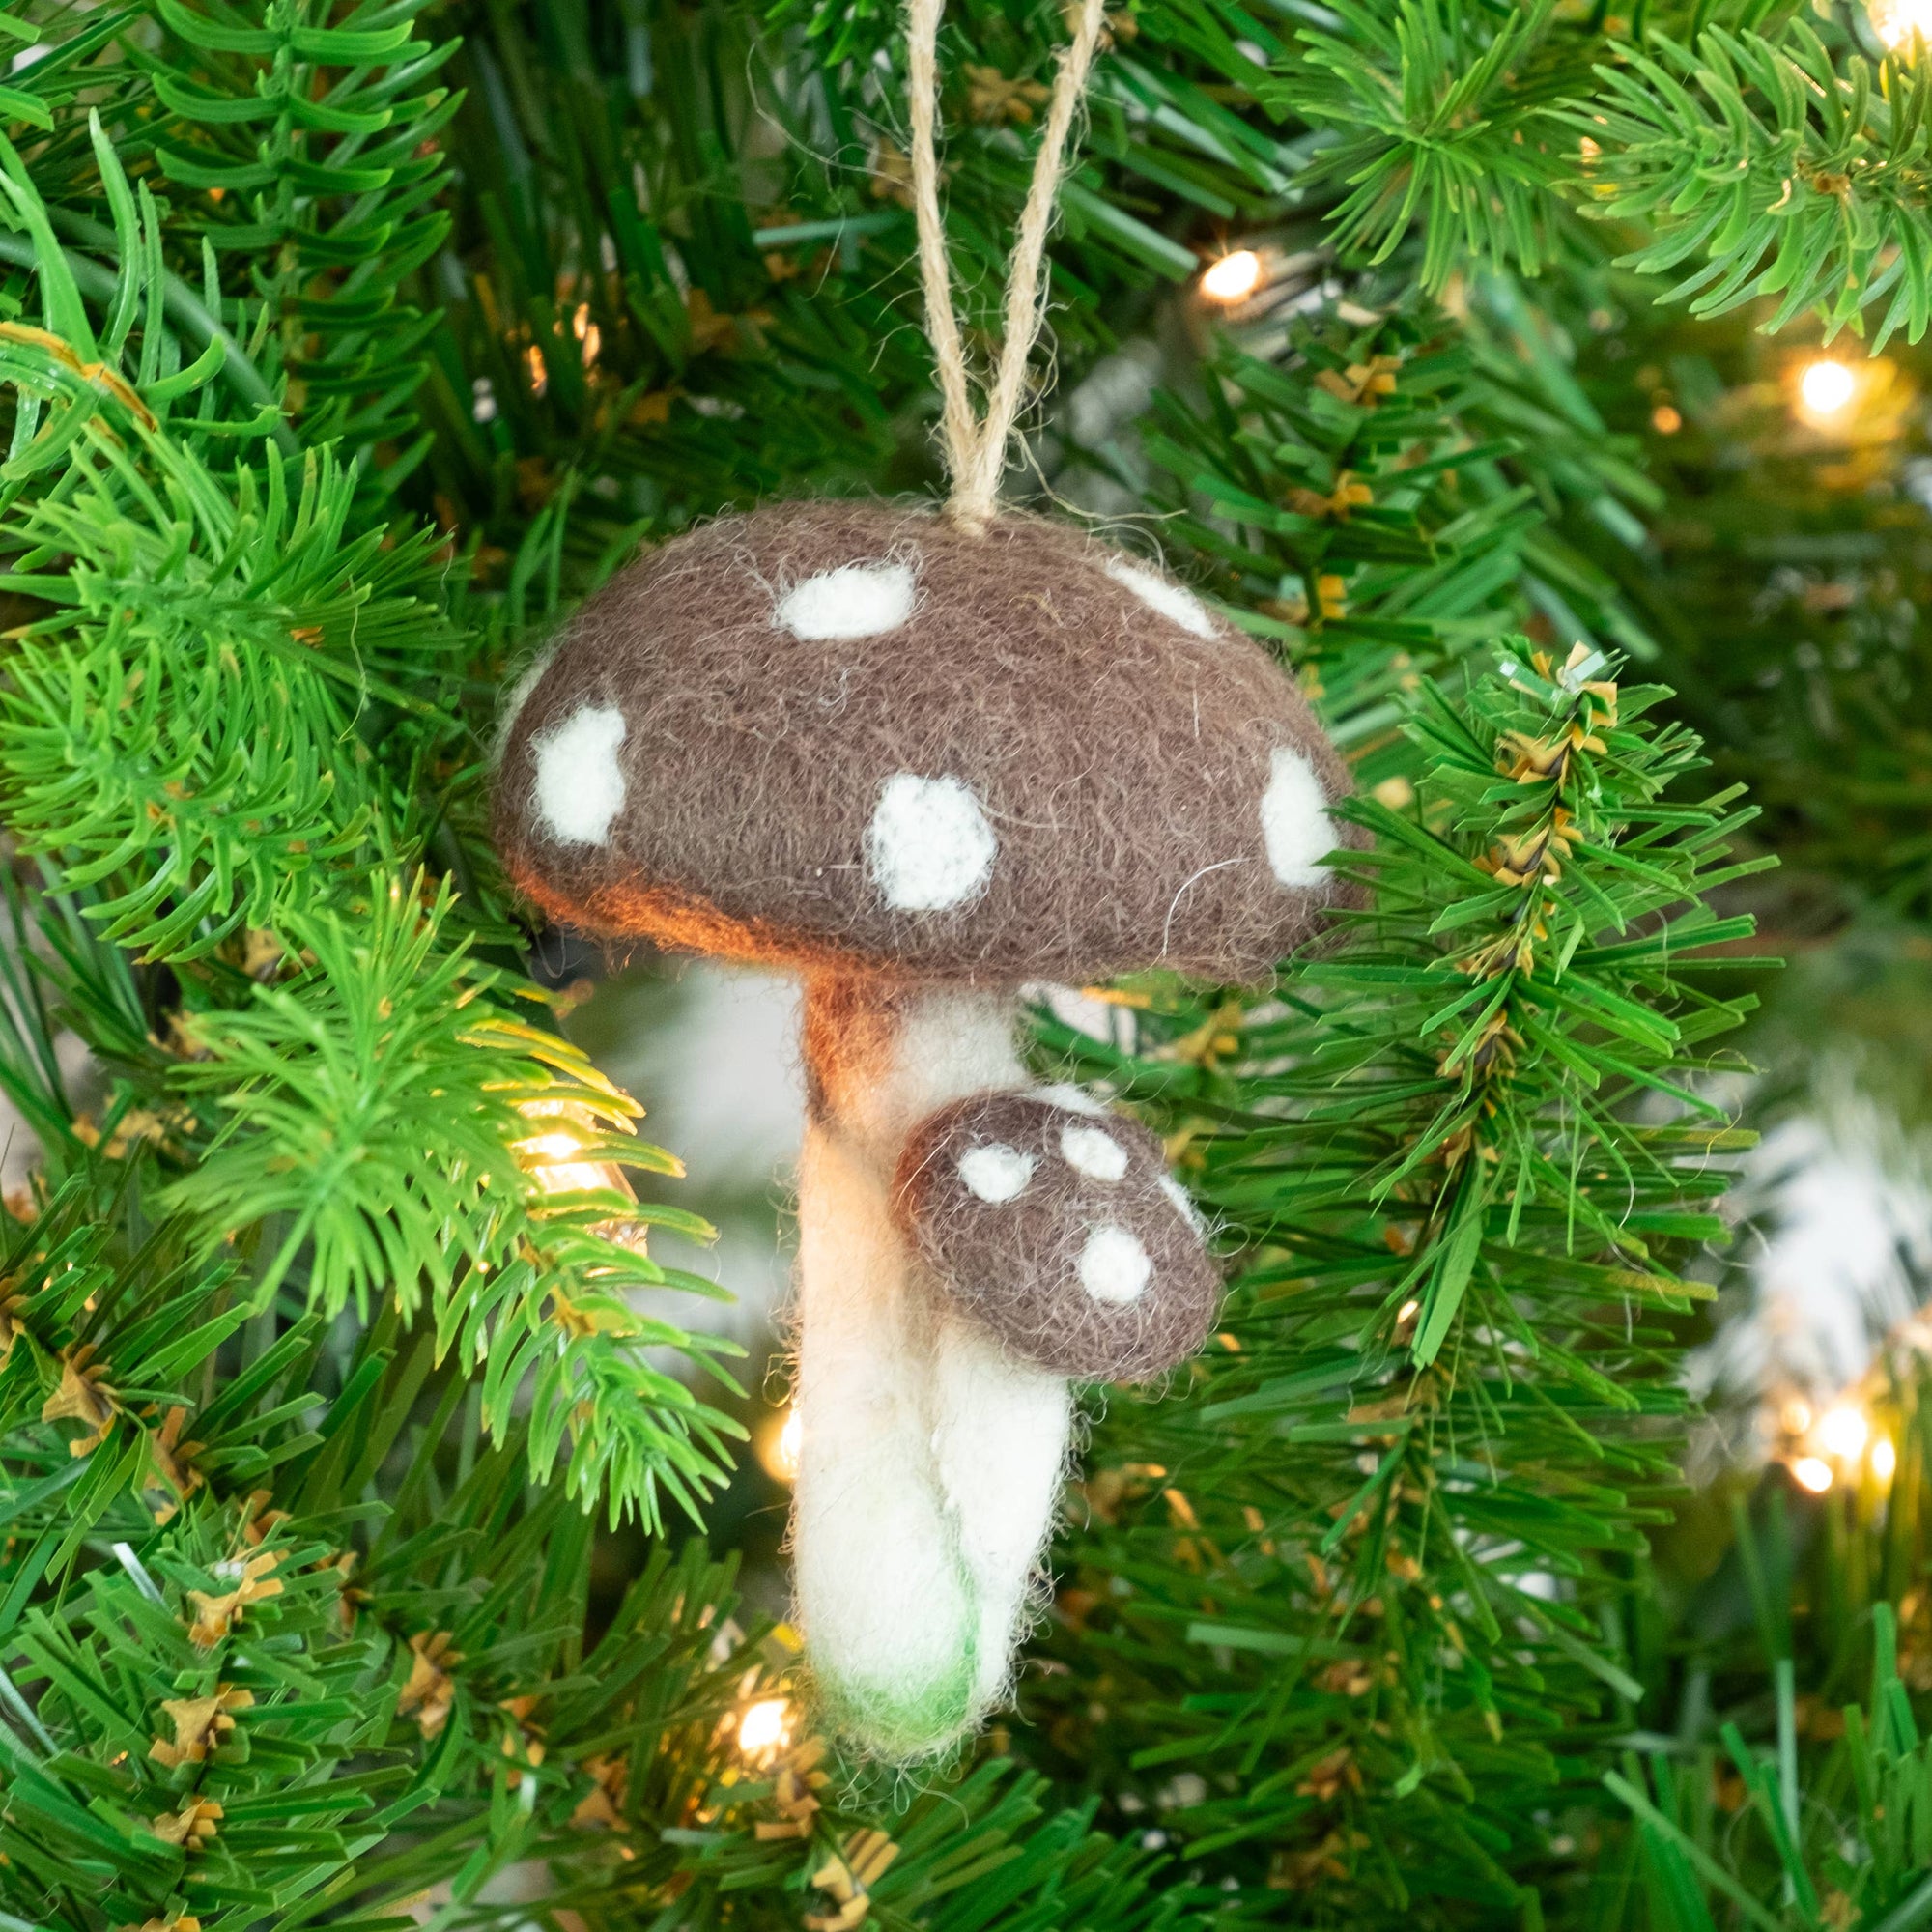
[494,501,1359,985]
[895,1090,1220,1381]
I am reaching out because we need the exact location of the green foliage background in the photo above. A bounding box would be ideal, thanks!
[0,1,1927,1927]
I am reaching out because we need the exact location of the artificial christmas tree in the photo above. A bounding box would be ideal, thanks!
[0,1,1930,1927]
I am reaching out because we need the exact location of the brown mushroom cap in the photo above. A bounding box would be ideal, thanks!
[895,1089,1221,1381]
[494,500,1359,985]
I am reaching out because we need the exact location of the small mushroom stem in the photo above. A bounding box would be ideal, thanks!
[794,976,1071,1755]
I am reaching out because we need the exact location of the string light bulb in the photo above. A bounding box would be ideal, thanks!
[1817,1404,1869,1462]
[1870,0,1932,51]
[759,1406,803,1484]
[1201,249,1264,305]
[1791,1456,1834,1494]
[1871,1435,1898,1483]
[513,1100,636,1215]
[736,1696,794,1763]
[1796,356,1858,425]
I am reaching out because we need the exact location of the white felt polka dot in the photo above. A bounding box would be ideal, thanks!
[957,1143,1037,1204]
[497,645,557,762]
[1158,1174,1208,1236]
[532,702,628,846]
[1079,1225,1151,1306]
[1260,746,1336,888]
[776,560,916,640]
[1103,556,1217,639]
[867,773,998,912]
[1060,1124,1128,1181]
[1028,1082,1107,1117]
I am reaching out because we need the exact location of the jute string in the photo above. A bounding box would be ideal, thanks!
[906,0,1108,528]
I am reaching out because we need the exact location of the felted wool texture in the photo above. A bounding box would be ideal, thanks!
[801,975,1024,1147]
[792,977,1073,1756]
[792,1113,980,1758]
[895,1090,1221,1381]
[494,500,1364,986]
[925,1306,1072,1712]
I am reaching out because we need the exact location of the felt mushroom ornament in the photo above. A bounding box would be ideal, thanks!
[494,0,1359,1759]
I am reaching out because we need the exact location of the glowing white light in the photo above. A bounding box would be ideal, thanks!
[1201,250,1264,305]
[1792,1457,1834,1494]
[517,1129,619,1200]
[1872,0,1932,51]
[1798,358,1857,420]
[1871,1436,1898,1482]
[1818,1406,1869,1461]
[737,1697,793,1760]
[515,1103,634,1212]
[761,1406,802,1484]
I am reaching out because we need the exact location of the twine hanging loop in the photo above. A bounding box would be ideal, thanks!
[905,0,1108,528]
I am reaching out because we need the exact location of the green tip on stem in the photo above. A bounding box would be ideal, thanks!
[815,1650,981,1763]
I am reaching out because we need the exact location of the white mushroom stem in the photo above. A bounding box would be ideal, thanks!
[793,977,1071,1756]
